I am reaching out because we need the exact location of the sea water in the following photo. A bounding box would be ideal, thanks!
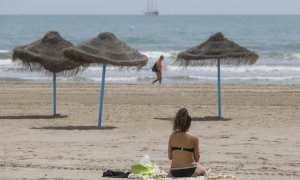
[0,15,300,84]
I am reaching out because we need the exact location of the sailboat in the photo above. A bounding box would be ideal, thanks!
[145,0,159,16]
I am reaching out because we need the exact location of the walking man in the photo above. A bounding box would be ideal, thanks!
[152,55,164,84]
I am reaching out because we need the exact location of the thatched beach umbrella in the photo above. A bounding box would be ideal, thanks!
[177,32,259,118]
[63,32,148,127]
[13,31,83,115]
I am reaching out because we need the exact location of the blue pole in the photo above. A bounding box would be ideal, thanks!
[98,64,107,128]
[217,59,221,118]
[53,73,57,115]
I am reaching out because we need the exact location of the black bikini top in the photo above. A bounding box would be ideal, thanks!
[171,146,194,153]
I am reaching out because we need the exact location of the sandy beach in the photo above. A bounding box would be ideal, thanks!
[0,83,299,179]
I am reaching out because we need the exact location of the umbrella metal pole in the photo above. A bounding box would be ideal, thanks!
[217,59,221,118]
[98,64,107,128]
[53,73,57,115]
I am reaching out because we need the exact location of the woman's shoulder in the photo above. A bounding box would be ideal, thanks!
[186,132,199,140]
[170,132,198,139]
[169,132,178,138]
[169,132,175,139]
[169,132,184,139]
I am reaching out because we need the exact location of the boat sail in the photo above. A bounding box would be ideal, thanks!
[145,0,159,16]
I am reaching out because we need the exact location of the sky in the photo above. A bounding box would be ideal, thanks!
[0,0,299,15]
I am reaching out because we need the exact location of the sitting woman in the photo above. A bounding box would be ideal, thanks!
[168,108,211,177]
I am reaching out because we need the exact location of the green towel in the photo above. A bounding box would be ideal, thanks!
[130,163,156,176]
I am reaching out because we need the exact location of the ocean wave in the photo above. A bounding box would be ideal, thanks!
[284,43,300,50]
[89,76,139,82]
[250,43,300,52]
[263,52,300,61]
[142,51,179,60]
[0,77,28,82]
[87,75,300,83]
[0,50,12,59]
[142,50,300,62]
[2,62,300,75]
[0,59,29,72]
[0,50,10,53]
[189,75,300,81]
[84,66,141,71]
[2,57,300,74]
[0,59,13,66]
[167,65,300,73]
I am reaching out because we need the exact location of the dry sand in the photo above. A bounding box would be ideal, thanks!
[0,83,299,180]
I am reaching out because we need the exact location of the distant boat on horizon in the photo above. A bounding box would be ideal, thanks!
[144,0,159,16]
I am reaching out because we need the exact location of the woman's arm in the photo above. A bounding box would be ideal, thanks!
[193,136,200,162]
[168,136,172,160]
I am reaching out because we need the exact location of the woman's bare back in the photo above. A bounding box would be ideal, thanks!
[169,132,198,168]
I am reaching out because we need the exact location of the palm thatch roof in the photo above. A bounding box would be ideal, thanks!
[12,31,84,76]
[63,32,148,68]
[176,32,259,66]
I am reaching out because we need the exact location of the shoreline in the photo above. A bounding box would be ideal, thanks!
[1,81,300,85]
[0,83,299,179]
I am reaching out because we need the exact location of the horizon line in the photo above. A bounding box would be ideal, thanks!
[0,14,300,16]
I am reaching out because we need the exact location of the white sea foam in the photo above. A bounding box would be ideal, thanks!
[167,65,300,73]
[141,51,300,62]
[292,53,300,60]
[187,76,216,80]
[241,76,300,81]
[0,59,13,66]
[142,51,179,60]
[282,53,300,61]
[89,77,139,82]
[82,75,300,83]
[0,50,10,53]
[189,75,300,81]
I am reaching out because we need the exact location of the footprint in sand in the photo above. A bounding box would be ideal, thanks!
[250,136,258,140]
[258,157,268,161]
[234,155,248,159]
